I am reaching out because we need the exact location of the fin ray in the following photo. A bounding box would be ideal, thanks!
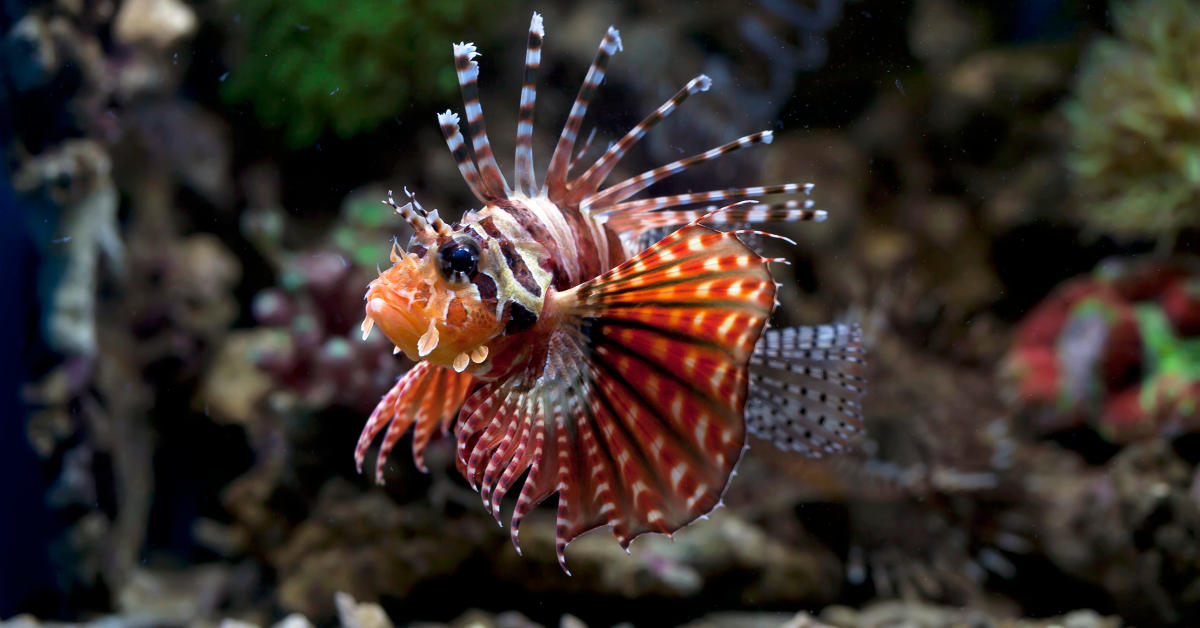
[607,200,826,238]
[454,42,512,199]
[608,183,814,215]
[355,362,474,482]
[584,131,774,211]
[438,111,493,204]
[545,27,622,203]
[568,75,713,204]
[514,13,545,196]
[746,325,868,456]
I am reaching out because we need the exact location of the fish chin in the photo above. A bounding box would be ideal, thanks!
[365,283,503,372]
[366,293,426,358]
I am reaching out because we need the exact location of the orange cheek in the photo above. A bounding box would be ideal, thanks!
[445,298,502,343]
[446,299,469,327]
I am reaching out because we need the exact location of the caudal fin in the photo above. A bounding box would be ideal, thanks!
[747,324,867,455]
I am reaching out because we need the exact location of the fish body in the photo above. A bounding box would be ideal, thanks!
[356,13,866,572]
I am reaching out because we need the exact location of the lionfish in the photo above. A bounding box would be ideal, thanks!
[355,13,866,572]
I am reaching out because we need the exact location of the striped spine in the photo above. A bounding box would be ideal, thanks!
[567,128,598,174]
[545,26,622,204]
[514,13,545,196]
[608,183,815,215]
[454,42,511,199]
[606,200,827,234]
[384,192,431,234]
[438,111,492,204]
[583,131,775,210]
[568,75,712,205]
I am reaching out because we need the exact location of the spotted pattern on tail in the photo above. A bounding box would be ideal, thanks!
[355,362,475,480]
[746,324,867,456]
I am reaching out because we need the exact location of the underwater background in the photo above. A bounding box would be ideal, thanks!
[4,0,1200,626]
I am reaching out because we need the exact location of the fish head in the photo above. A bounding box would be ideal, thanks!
[363,203,553,374]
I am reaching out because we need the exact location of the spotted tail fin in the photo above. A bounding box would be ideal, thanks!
[456,218,777,572]
[544,26,622,204]
[747,324,867,455]
[355,362,474,480]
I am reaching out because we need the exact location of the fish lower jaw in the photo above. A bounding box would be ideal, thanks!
[366,297,428,357]
[366,298,492,373]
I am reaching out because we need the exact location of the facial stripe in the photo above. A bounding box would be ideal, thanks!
[472,215,551,321]
[472,270,498,303]
[498,238,542,297]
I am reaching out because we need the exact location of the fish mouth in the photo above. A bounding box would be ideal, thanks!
[362,271,504,373]
[364,285,429,358]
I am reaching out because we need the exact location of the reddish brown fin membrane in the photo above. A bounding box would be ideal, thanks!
[455,221,777,572]
[355,362,474,482]
[746,324,867,456]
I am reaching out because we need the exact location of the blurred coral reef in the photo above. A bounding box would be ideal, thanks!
[1065,0,1200,239]
[0,590,1124,628]
[8,0,1200,627]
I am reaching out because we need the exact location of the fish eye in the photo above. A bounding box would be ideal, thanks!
[437,238,482,283]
